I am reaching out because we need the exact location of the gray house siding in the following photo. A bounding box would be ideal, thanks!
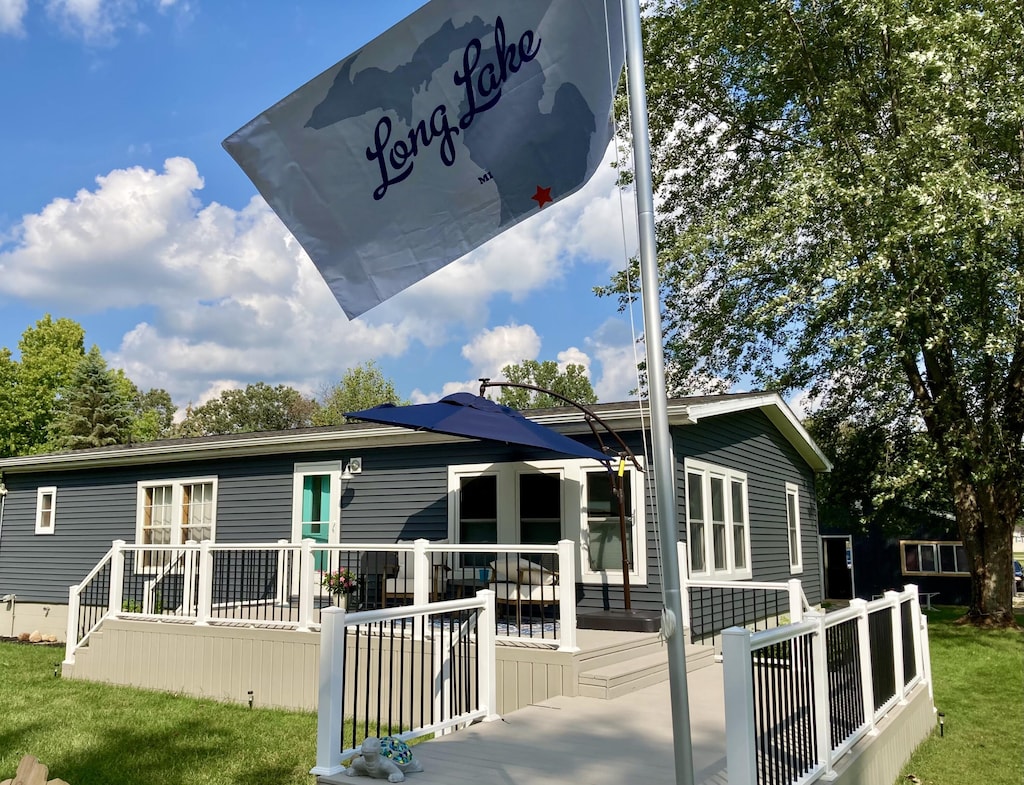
[0,406,825,630]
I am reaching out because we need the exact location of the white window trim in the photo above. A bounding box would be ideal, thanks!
[900,539,970,577]
[290,461,344,545]
[447,458,648,587]
[684,459,752,581]
[135,476,218,548]
[35,486,57,535]
[578,460,648,586]
[786,482,803,575]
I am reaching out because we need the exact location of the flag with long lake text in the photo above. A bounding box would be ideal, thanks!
[223,0,625,319]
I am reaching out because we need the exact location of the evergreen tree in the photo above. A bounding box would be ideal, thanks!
[51,346,132,450]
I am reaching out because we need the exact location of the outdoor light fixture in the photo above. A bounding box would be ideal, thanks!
[341,457,362,484]
[938,712,945,737]
[0,473,7,496]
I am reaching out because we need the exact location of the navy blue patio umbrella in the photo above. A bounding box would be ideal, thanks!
[346,392,610,463]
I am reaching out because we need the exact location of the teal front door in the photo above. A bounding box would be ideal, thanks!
[301,473,332,571]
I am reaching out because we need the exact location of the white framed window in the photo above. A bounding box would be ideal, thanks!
[448,458,647,586]
[579,462,647,586]
[35,486,57,535]
[901,540,969,577]
[786,482,803,574]
[685,460,751,580]
[136,477,218,558]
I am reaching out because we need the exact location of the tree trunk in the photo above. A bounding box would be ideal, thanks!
[951,470,1019,627]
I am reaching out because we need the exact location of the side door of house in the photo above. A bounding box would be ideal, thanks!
[821,535,854,600]
[293,462,343,573]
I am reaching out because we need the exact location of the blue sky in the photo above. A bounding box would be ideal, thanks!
[0,0,647,411]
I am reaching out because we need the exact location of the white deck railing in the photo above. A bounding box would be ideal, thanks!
[723,585,931,785]
[311,591,500,779]
[64,538,578,663]
[677,542,811,642]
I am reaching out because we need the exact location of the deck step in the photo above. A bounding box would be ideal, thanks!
[577,644,715,700]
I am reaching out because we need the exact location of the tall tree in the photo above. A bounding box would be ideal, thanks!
[602,1,1023,623]
[50,346,132,450]
[314,361,405,426]
[111,371,178,443]
[806,398,953,538]
[8,316,86,455]
[493,360,598,409]
[0,348,16,456]
[179,383,318,436]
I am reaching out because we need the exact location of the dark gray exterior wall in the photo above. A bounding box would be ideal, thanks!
[0,411,823,614]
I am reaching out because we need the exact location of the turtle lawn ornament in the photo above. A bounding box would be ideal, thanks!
[345,736,423,782]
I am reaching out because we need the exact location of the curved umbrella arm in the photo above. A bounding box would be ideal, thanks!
[478,378,644,473]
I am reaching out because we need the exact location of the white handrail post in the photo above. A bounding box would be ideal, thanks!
[311,606,347,777]
[722,626,756,785]
[920,615,933,700]
[433,612,452,735]
[906,583,924,686]
[275,539,290,607]
[298,538,315,632]
[413,539,430,607]
[557,539,578,652]
[64,584,81,665]
[677,541,691,633]
[109,539,126,617]
[787,578,804,623]
[885,590,906,704]
[182,540,198,617]
[195,540,213,626]
[850,598,877,735]
[477,589,500,721]
[807,611,832,777]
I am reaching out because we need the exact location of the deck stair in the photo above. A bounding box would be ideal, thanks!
[574,630,715,700]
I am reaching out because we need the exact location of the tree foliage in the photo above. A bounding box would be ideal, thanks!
[313,361,405,426]
[178,383,318,437]
[604,0,1024,622]
[2,316,86,455]
[50,346,132,450]
[492,360,598,409]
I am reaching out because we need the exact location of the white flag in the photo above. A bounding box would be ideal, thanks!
[224,0,624,318]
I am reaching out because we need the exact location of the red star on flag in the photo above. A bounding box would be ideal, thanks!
[531,185,553,208]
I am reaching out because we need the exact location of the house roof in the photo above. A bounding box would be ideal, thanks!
[0,391,831,474]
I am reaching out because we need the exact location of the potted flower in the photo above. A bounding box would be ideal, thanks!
[322,569,358,610]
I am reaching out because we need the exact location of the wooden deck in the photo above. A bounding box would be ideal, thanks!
[323,661,729,785]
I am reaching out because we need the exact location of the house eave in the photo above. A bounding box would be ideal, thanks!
[0,393,829,474]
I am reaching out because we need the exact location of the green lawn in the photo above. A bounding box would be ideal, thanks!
[0,643,320,785]
[898,607,1024,785]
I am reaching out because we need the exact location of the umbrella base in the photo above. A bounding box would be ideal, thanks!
[577,608,661,633]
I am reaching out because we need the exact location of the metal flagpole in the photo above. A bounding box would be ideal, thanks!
[622,3,696,784]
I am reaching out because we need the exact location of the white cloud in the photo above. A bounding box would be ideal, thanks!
[556,346,591,374]
[0,0,28,35]
[461,324,542,380]
[585,318,643,402]
[40,0,187,43]
[0,152,641,409]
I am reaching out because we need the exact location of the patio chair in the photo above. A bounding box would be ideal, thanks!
[359,550,400,609]
[382,543,449,606]
[488,556,560,628]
